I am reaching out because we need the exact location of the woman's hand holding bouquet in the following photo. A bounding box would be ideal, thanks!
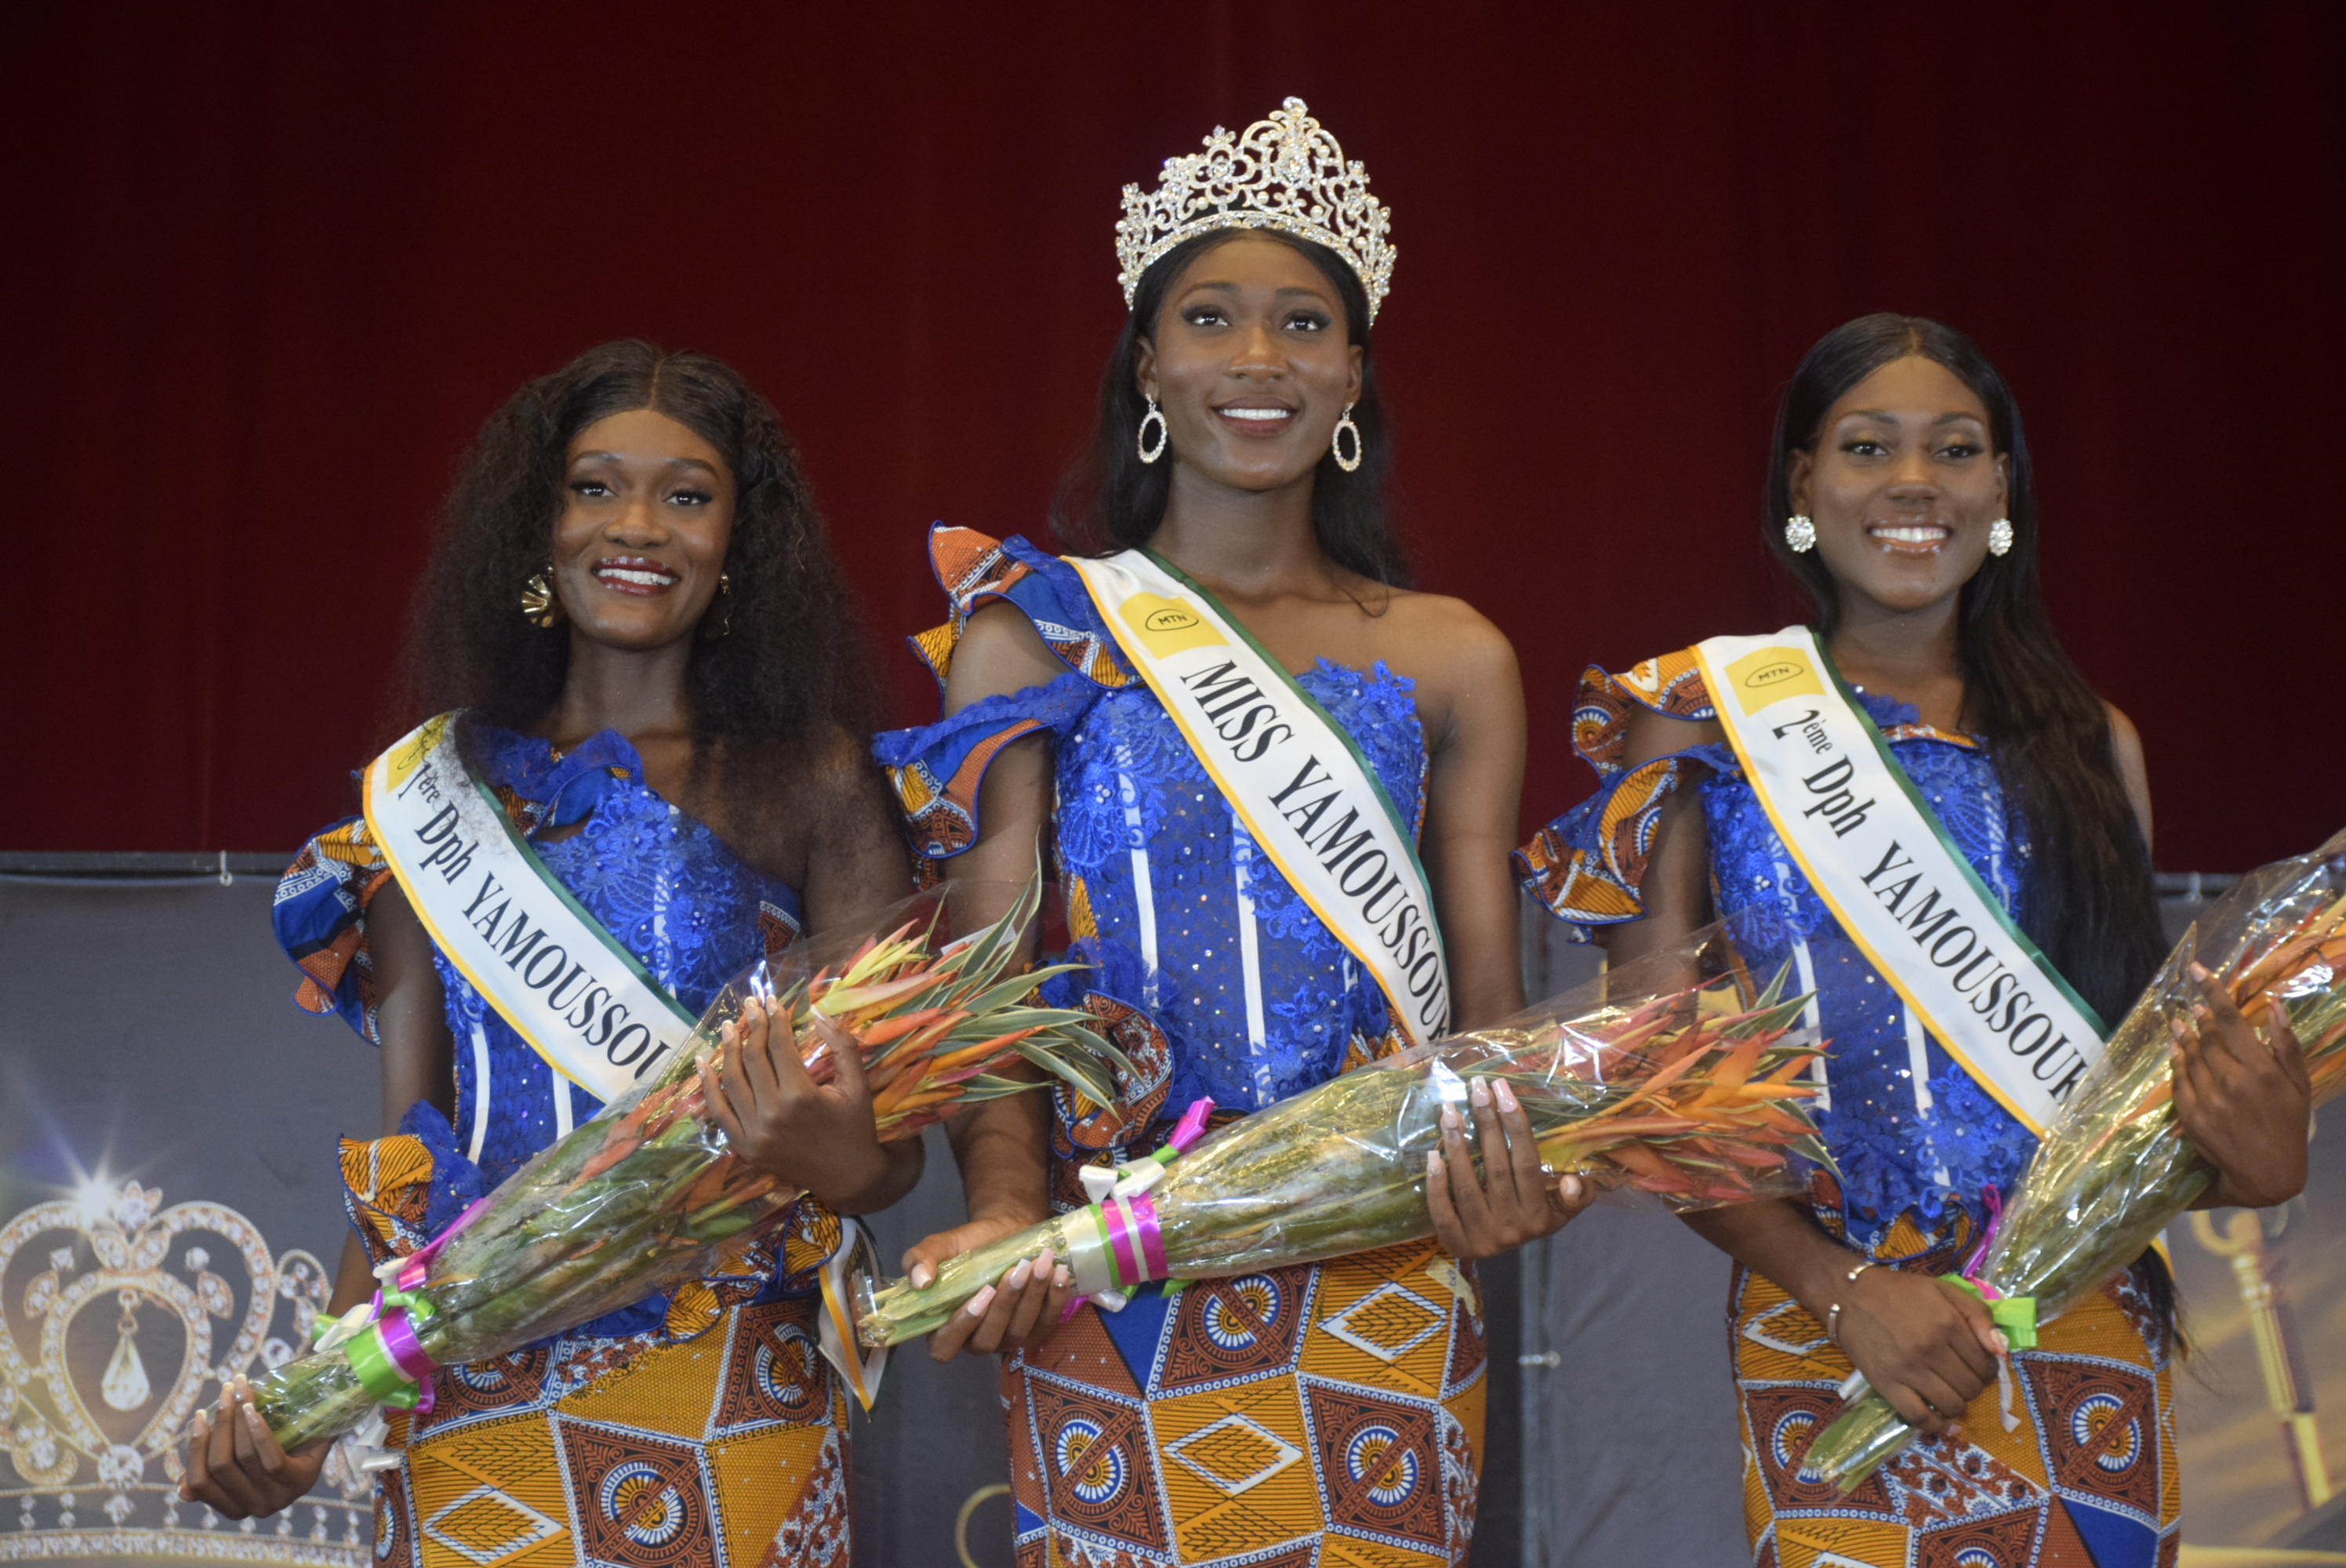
[1801,828,2346,1492]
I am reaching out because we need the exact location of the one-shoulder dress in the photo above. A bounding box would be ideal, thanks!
[876,528,1488,1568]
[1518,649,2177,1568]
[275,724,852,1568]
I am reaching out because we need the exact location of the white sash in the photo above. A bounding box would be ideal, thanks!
[1066,550,1450,1044]
[1692,629,2106,1135]
[362,716,699,1105]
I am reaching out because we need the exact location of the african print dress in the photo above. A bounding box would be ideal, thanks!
[274,725,851,1568]
[1519,649,2178,1568]
[876,527,1487,1568]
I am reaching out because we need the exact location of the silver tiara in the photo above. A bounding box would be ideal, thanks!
[1114,97,1395,324]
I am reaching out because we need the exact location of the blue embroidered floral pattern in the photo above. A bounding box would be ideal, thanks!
[1699,690,2038,1245]
[876,539,1428,1118]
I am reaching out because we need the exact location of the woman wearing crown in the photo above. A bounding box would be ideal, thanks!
[873,100,1587,1566]
[181,342,915,1564]
[1518,314,2310,1566]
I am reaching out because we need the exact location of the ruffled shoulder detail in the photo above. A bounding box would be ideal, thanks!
[275,816,395,1040]
[878,526,1137,862]
[1516,650,1735,935]
[910,525,1136,691]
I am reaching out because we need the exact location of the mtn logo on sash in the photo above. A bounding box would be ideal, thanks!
[1121,593,1226,657]
[1723,645,1825,714]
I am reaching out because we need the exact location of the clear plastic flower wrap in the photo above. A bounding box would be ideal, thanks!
[857,921,1835,1347]
[1803,826,2346,1494]
[246,873,1125,1453]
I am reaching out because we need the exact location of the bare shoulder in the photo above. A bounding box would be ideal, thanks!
[1375,589,1518,683]
[945,601,1064,713]
[2101,700,2155,846]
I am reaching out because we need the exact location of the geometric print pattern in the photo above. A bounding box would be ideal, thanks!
[375,1297,848,1568]
[1004,1239,1484,1567]
[1730,1256,2178,1568]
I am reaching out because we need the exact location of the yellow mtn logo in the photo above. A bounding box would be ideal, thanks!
[1723,646,1824,713]
[1120,593,1226,657]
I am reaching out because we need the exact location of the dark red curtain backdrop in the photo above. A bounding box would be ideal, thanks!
[6,3,2341,870]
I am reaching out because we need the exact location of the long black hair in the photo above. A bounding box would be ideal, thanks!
[399,339,881,860]
[1051,229,1410,586]
[1763,314,2166,1025]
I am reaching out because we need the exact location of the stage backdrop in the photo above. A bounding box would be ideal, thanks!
[2,2,2341,869]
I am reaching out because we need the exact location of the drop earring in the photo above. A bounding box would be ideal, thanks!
[1986,517,2014,557]
[520,568,564,627]
[702,572,733,639]
[1784,515,1817,554]
[1136,397,1168,464]
[1331,404,1364,473]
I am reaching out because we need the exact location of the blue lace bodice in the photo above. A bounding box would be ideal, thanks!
[1047,657,1427,1112]
[1699,691,2038,1250]
[435,726,802,1188]
[874,534,1429,1121]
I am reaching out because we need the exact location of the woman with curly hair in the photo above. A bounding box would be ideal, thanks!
[183,341,910,1566]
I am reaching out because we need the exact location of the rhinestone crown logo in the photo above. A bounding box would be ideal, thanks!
[1116,97,1396,324]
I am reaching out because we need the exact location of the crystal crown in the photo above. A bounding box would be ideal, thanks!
[1116,97,1396,324]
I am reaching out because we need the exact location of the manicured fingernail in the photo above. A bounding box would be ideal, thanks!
[1007,1259,1034,1290]
[194,1409,209,1434]
[1427,1151,1443,1178]
[910,1263,934,1288]
[1054,1268,1073,1290]
[1442,1107,1462,1131]
[1034,1246,1055,1273]
[244,1405,265,1431]
[1993,1330,2010,1356]
[1470,1080,1491,1108]
[1494,1080,1519,1114]
[2189,962,2210,982]
[967,1286,997,1317]
[1562,1175,1583,1201]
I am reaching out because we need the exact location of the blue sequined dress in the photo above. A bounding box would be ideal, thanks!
[1518,647,2177,1567]
[877,527,1488,1567]
[274,723,855,1567]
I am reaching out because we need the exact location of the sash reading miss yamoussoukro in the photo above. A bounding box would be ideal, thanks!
[1066,549,1451,1047]
[1692,628,2107,1136]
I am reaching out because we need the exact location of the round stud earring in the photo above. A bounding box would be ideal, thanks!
[1986,517,2014,557]
[1784,515,1817,554]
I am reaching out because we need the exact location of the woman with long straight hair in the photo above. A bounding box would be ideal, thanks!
[1519,314,2312,1566]
[184,341,913,1564]
[874,100,1589,1565]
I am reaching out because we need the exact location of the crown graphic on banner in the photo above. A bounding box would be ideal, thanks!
[1116,96,1396,323]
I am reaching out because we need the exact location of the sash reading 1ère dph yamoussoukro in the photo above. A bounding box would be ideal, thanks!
[363,714,700,1106]
[1691,627,2108,1136]
[1067,550,1451,1046]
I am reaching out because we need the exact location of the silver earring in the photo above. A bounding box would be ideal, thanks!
[1331,404,1364,473]
[1986,517,2014,557]
[1784,514,1816,554]
[1136,397,1168,464]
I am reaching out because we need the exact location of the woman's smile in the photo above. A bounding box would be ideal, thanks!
[1212,398,1298,437]
[591,554,682,594]
[1865,522,1951,553]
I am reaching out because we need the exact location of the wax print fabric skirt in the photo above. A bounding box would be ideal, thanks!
[1731,1203,2177,1568]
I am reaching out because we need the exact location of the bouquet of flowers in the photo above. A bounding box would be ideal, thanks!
[252,874,1123,1453]
[856,924,1836,1347]
[1803,827,2346,1493]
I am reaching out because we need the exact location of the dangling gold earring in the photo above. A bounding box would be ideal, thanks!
[702,572,733,640]
[1331,404,1364,473]
[519,568,564,627]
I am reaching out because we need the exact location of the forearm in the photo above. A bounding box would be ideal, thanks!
[946,1090,1051,1227]
[1681,1197,1860,1317]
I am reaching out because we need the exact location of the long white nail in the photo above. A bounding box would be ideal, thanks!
[1494,1080,1520,1114]
[966,1286,996,1318]
[910,1263,934,1288]
[1470,1080,1491,1108]
[1007,1259,1033,1290]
